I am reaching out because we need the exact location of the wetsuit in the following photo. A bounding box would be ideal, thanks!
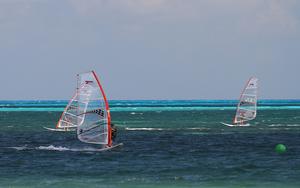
[111,124,117,141]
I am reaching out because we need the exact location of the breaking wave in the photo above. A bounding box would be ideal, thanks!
[267,124,300,127]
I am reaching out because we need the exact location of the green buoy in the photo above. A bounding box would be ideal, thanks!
[275,144,286,154]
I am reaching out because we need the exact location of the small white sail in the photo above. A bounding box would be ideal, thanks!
[76,71,112,146]
[221,77,258,127]
[233,77,258,125]
[56,82,91,130]
[44,75,92,132]
[56,91,79,130]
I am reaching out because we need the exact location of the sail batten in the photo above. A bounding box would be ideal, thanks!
[59,125,78,128]
[242,94,257,97]
[238,108,256,113]
[64,112,79,117]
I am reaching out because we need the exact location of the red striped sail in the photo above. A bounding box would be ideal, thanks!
[76,71,112,147]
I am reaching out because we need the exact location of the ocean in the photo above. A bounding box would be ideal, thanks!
[0,100,300,188]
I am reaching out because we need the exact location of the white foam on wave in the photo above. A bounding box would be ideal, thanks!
[36,145,106,152]
[186,127,210,130]
[286,124,300,127]
[268,124,300,127]
[268,124,284,127]
[8,146,28,150]
[130,112,143,115]
[37,145,70,151]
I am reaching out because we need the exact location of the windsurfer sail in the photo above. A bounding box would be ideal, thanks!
[76,71,114,148]
[44,75,92,132]
[221,77,258,127]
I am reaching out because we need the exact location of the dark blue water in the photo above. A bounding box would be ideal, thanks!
[0,100,300,187]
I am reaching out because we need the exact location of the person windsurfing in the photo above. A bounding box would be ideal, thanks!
[111,123,117,142]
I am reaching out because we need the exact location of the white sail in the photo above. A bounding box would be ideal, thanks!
[77,71,112,146]
[233,77,258,124]
[56,92,79,129]
[56,82,91,130]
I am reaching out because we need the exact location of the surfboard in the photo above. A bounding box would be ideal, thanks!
[6,143,124,152]
[220,122,250,127]
[220,122,235,127]
[43,127,76,132]
[97,143,124,151]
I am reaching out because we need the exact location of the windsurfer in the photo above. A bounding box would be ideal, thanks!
[111,123,117,141]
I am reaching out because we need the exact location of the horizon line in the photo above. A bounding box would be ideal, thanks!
[0,99,300,101]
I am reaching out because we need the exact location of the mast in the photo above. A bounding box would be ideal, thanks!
[92,70,112,147]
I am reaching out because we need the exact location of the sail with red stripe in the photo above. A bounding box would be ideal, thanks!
[233,77,258,124]
[77,71,112,146]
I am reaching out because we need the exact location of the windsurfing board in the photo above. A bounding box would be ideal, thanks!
[43,127,76,132]
[220,122,250,127]
[6,143,124,152]
[98,143,124,151]
[221,122,235,127]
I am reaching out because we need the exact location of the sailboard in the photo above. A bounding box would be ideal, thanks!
[44,76,92,132]
[43,127,76,132]
[76,71,121,149]
[6,143,124,152]
[220,122,250,127]
[96,143,124,151]
[222,77,258,127]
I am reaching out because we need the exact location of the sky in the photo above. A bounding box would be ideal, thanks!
[0,0,300,100]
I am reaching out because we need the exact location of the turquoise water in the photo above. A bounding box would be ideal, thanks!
[1,99,300,111]
[0,100,300,187]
